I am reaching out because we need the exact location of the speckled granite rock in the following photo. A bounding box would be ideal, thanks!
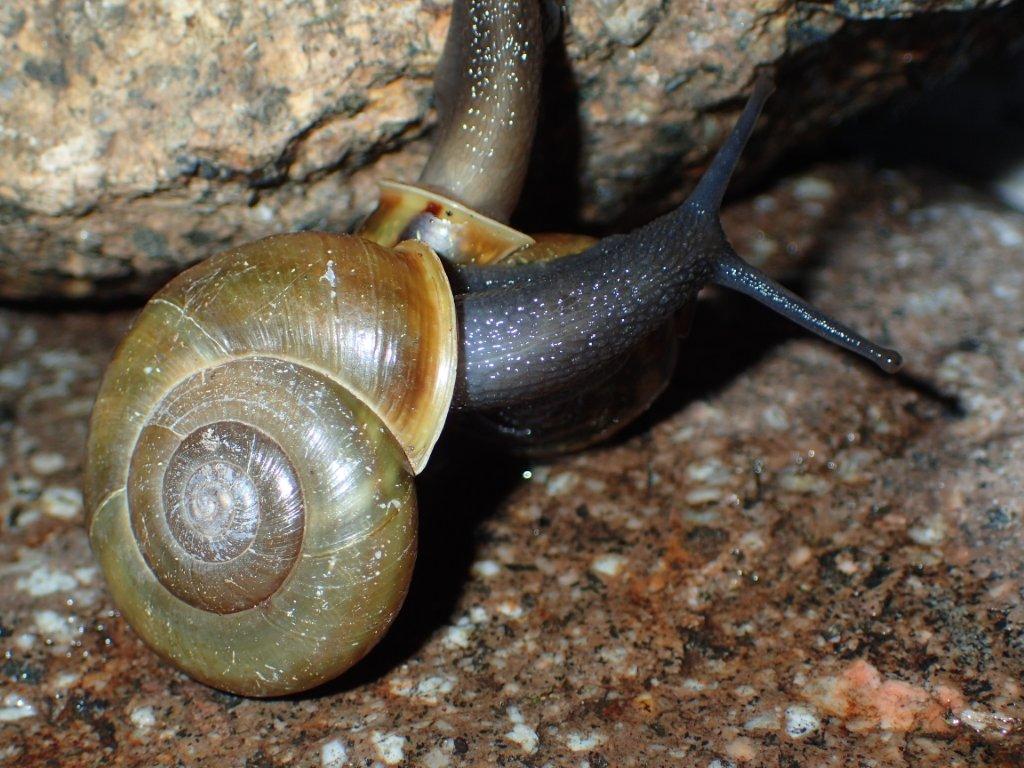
[1,163,1022,765]
[1,0,1021,298]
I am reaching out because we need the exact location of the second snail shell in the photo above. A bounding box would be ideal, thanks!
[85,232,457,696]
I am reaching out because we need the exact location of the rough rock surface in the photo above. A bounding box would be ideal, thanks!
[0,0,1021,298]
[1,164,1022,765]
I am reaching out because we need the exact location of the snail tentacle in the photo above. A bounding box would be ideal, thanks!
[688,73,900,371]
[686,73,775,215]
[686,72,901,371]
[711,243,902,372]
[453,75,901,411]
[419,0,544,222]
[85,0,907,698]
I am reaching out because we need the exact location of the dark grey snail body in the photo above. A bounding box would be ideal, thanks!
[452,85,901,411]
[85,0,902,697]
[405,1,899,419]
[419,0,544,221]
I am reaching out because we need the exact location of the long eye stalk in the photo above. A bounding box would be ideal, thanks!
[712,246,902,373]
[696,75,902,374]
[687,74,775,215]
[418,0,544,223]
[453,73,902,412]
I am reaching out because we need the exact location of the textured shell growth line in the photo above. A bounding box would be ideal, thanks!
[85,232,457,696]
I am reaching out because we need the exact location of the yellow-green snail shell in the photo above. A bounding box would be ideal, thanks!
[84,232,457,697]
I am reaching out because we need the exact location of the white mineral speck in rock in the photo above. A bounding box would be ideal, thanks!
[557,568,578,587]
[321,738,348,768]
[253,204,276,223]
[778,470,829,495]
[53,671,79,689]
[708,760,737,768]
[996,162,1024,211]
[15,326,37,348]
[835,554,859,575]
[34,610,78,643]
[371,731,405,765]
[909,515,947,546]
[793,176,835,201]
[749,232,777,262]
[958,707,1017,735]
[686,458,730,484]
[388,676,414,698]
[505,723,539,754]
[566,732,606,751]
[472,560,501,578]
[412,675,455,704]
[724,737,757,761]
[17,566,77,596]
[734,684,758,699]
[987,217,1023,247]
[7,474,42,503]
[39,486,83,520]
[29,452,66,475]
[546,471,577,495]
[38,350,85,370]
[761,405,789,430]
[744,711,780,731]
[496,600,523,619]
[685,487,722,505]
[992,281,1020,301]
[787,546,812,569]
[468,606,488,624]
[591,554,627,578]
[0,694,37,722]
[0,360,30,388]
[443,621,473,649]
[73,567,98,585]
[598,646,629,667]
[12,509,41,527]
[785,705,820,738]
[738,531,765,552]
[835,448,881,484]
[905,284,967,317]
[130,706,156,729]
[422,746,450,768]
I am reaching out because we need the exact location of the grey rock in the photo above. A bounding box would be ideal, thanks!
[0,0,1020,298]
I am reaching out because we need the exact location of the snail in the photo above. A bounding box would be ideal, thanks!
[84,0,902,697]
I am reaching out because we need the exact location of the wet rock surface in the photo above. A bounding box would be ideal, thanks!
[1,0,1022,298]
[1,164,1022,765]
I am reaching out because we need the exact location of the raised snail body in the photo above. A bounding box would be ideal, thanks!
[85,0,902,696]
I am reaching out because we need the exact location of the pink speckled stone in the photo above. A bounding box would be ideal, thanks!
[0,165,1021,766]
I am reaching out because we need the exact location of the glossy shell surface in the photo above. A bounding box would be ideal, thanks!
[85,232,458,696]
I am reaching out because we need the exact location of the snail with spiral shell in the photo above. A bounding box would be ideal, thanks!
[85,0,902,696]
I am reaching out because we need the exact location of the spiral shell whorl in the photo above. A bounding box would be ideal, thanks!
[158,422,297,568]
[129,377,309,615]
[85,233,457,695]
